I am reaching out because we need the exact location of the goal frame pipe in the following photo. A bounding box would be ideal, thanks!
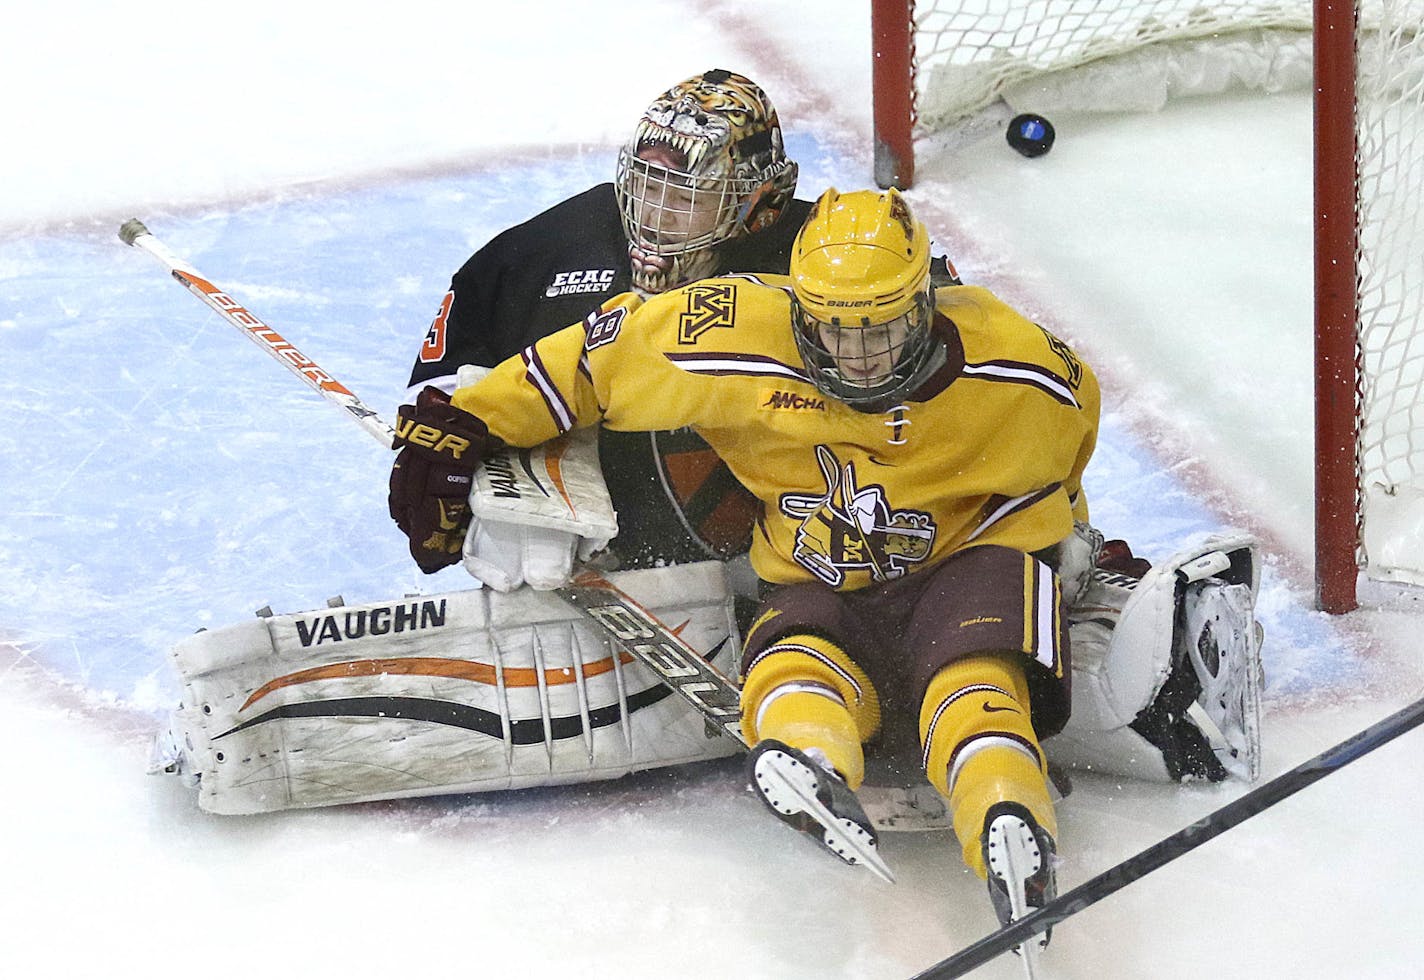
[872,0,916,189]
[1313,0,1362,614]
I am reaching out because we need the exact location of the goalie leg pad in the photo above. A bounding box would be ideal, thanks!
[1176,576,1262,781]
[164,562,740,814]
[1050,531,1263,783]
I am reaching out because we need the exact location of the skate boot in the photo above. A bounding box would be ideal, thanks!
[983,802,1057,951]
[746,739,894,882]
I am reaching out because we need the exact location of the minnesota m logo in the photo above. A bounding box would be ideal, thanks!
[1038,325,1083,389]
[679,283,737,344]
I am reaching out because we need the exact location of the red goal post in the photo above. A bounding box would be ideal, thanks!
[872,1,1424,613]
[1314,0,1360,614]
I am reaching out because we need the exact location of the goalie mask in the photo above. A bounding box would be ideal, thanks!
[791,188,943,413]
[615,69,799,294]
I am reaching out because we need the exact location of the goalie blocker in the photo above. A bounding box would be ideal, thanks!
[456,364,619,593]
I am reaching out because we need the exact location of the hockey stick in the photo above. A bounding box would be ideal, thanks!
[559,568,746,746]
[911,694,1424,978]
[118,218,749,743]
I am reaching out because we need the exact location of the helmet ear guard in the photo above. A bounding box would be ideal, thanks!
[789,188,944,412]
[735,178,780,235]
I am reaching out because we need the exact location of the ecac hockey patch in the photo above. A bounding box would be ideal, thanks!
[545,268,616,298]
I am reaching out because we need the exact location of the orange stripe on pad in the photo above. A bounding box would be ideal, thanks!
[241,651,634,711]
[544,445,578,517]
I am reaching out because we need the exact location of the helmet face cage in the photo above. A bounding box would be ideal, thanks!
[792,287,939,411]
[616,149,770,257]
[615,69,797,293]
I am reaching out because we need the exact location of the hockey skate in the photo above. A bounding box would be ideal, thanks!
[982,801,1057,972]
[746,739,894,882]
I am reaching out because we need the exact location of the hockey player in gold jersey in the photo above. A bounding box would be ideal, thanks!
[389,187,1098,934]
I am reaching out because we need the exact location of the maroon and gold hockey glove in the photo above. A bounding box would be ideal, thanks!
[1099,538,1152,579]
[388,386,491,573]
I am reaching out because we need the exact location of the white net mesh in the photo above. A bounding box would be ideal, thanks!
[1356,2,1424,582]
[911,1,1317,132]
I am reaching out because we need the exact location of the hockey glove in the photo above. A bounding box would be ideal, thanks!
[389,386,490,573]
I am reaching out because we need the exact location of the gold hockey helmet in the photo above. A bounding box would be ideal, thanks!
[790,188,942,412]
[615,69,799,294]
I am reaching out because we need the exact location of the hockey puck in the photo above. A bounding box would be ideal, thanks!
[1006,113,1055,158]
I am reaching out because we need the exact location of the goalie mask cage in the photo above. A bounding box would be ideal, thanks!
[871,1,1424,613]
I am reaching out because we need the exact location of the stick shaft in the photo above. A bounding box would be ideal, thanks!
[559,569,747,747]
[119,219,396,448]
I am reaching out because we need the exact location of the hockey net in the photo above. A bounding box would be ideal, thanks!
[872,1,1424,611]
[1351,5,1424,603]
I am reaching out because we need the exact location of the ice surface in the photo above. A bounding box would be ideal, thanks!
[2,2,1422,977]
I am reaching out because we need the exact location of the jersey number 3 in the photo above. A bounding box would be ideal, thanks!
[419,291,454,363]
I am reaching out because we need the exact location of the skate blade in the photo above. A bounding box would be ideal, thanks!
[753,751,896,883]
[986,813,1048,975]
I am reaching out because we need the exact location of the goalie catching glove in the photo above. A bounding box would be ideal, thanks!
[389,385,491,573]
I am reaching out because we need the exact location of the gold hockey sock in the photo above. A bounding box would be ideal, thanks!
[741,633,879,789]
[919,653,1056,877]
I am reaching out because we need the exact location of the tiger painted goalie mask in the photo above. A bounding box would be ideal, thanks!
[615,68,799,294]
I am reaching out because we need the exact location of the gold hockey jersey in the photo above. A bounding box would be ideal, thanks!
[452,274,1099,591]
